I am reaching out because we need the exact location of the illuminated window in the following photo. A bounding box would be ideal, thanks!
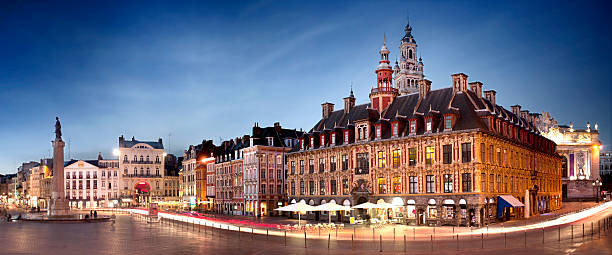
[331,133,336,144]
[426,118,432,132]
[425,146,435,165]
[319,180,326,195]
[408,148,417,166]
[342,154,349,170]
[392,176,401,194]
[344,131,349,143]
[376,125,381,138]
[392,123,398,136]
[310,137,314,147]
[299,160,304,174]
[377,151,386,168]
[378,177,387,194]
[392,149,401,168]
[291,161,295,174]
[330,156,336,171]
[319,158,325,172]
[320,135,325,146]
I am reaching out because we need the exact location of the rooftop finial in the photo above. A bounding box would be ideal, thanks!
[384,33,386,45]
[350,81,354,97]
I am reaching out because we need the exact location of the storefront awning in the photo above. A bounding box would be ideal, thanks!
[497,195,524,218]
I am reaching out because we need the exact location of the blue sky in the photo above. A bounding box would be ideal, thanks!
[1,0,611,174]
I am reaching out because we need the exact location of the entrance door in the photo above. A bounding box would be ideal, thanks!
[562,184,568,198]
[417,209,424,225]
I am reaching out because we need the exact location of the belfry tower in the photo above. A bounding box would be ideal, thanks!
[393,20,424,95]
[370,36,399,113]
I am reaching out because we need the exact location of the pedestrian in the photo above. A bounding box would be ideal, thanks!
[94,211,97,218]
[7,214,11,222]
[90,210,93,216]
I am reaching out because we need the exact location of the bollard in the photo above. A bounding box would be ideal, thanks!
[284,231,287,246]
[267,229,269,240]
[542,228,545,244]
[336,227,338,238]
[558,226,560,242]
[319,227,321,237]
[351,234,354,250]
[582,223,585,238]
[599,220,601,238]
[591,222,594,238]
[373,228,375,240]
[304,231,307,248]
[413,228,415,240]
[380,234,383,252]
[524,230,527,248]
[571,225,574,240]
[251,228,253,240]
[238,227,240,239]
[328,233,331,250]
[481,233,484,249]
[354,226,356,238]
[404,234,406,253]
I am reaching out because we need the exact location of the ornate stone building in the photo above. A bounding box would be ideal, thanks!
[536,114,602,200]
[393,21,424,96]
[286,28,562,227]
[118,136,166,206]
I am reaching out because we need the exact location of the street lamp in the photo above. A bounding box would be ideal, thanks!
[592,179,603,203]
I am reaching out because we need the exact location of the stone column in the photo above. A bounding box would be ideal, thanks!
[524,189,530,218]
[49,138,70,216]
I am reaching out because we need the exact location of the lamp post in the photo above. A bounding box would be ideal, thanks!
[592,179,602,203]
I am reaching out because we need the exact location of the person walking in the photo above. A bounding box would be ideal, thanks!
[94,211,97,218]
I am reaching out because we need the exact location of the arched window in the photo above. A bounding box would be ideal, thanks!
[133,167,137,175]
[124,155,128,162]
[140,155,144,162]
[146,156,149,162]
[133,155,137,161]
[409,49,413,59]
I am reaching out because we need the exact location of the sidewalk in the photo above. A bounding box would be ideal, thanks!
[497,201,597,228]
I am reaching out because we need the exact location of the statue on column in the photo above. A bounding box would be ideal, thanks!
[55,117,62,140]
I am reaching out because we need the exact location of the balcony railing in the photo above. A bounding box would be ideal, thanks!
[130,160,155,164]
[370,87,398,93]
[122,174,162,178]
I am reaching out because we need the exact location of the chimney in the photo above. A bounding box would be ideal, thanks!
[343,94,355,114]
[468,81,483,99]
[158,138,162,144]
[321,102,334,119]
[418,79,432,100]
[119,135,124,142]
[520,110,529,121]
[97,152,103,161]
[484,90,497,106]
[274,122,281,133]
[252,122,262,137]
[131,136,135,141]
[451,73,468,93]
[511,105,521,116]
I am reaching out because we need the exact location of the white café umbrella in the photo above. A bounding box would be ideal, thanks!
[352,202,378,209]
[275,201,316,226]
[314,202,352,224]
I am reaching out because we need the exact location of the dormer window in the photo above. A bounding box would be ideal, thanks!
[310,137,314,148]
[392,122,399,137]
[426,118,432,132]
[267,137,274,146]
[409,120,416,134]
[320,135,325,146]
[376,125,382,138]
[444,115,452,130]
[331,133,336,145]
[344,130,349,144]
[300,139,304,150]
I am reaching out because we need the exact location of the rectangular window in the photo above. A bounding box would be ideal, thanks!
[261,170,265,179]
[344,131,349,143]
[378,177,386,194]
[376,125,381,138]
[426,175,435,193]
[330,180,337,195]
[425,146,435,165]
[392,176,401,194]
[409,176,418,194]
[310,137,314,148]
[331,133,336,144]
[330,156,337,171]
[497,149,502,165]
[319,180,326,195]
[320,135,325,146]
[342,179,349,195]
[481,173,486,192]
[392,123,398,136]
[356,153,369,174]
[309,181,315,195]
[489,174,494,192]
[309,159,314,173]
[408,148,416,166]
[445,115,452,129]
[443,174,453,193]
[462,173,472,192]
[261,184,266,194]
[300,160,304,174]
[443,145,452,164]
[300,181,305,195]
[426,118,432,132]
[489,145,494,163]
[377,151,386,168]
[410,120,416,133]
[319,158,325,172]
[392,149,400,168]
[480,143,485,163]
[462,143,471,163]
[291,161,296,175]
[342,154,349,170]
[291,181,295,196]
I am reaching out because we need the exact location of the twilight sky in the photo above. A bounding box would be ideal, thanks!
[1,0,611,174]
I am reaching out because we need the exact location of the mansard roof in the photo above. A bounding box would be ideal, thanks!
[119,136,164,149]
[307,86,540,137]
